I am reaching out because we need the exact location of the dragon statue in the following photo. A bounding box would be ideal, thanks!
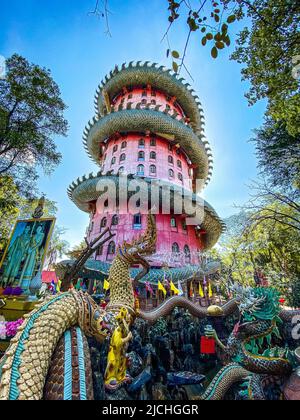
[0,214,157,401]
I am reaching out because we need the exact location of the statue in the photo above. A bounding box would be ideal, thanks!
[1,225,32,287]
[104,308,133,389]
[19,225,45,291]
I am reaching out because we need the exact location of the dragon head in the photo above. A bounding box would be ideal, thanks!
[119,213,157,285]
[230,285,281,337]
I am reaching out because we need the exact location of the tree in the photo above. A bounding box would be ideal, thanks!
[231,0,300,137]
[67,240,87,260]
[0,54,68,196]
[45,227,70,269]
[0,175,19,255]
[253,119,300,192]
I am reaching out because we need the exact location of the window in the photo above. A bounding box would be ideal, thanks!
[111,157,116,165]
[141,99,147,105]
[169,169,174,178]
[120,153,126,162]
[142,91,147,97]
[138,151,145,161]
[171,217,177,228]
[137,165,145,176]
[178,173,183,182]
[177,160,182,169]
[107,241,116,255]
[182,220,187,231]
[113,145,118,153]
[150,165,157,175]
[166,104,171,111]
[172,243,180,254]
[150,151,156,160]
[168,156,174,165]
[101,218,107,228]
[151,100,156,105]
[112,215,119,226]
[118,166,125,174]
[139,139,145,148]
[96,245,103,257]
[150,138,156,147]
[128,94,133,100]
[151,91,156,97]
[133,214,142,229]
[168,144,173,152]
[121,141,127,149]
[184,245,191,263]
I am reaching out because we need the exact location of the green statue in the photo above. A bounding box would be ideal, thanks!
[20,225,45,291]
[1,225,32,287]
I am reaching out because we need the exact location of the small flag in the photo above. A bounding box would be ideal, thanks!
[189,282,194,298]
[49,280,56,295]
[103,279,110,292]
[170,281,179,296]
[208,282,213,298]
[177,281,184,296]
[56,280,62,293]
[145,281,154,296]
[158,281,167,297]
[199,282,205,298]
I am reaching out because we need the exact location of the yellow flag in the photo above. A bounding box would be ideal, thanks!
[170,281,179,296]
[56,280,62,293]
[208,282,213,298]
[103,279,110,291]
[158,281,167,297]
[199,282,205,298]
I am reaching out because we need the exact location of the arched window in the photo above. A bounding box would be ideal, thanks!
[150,165,156,175]
[138,151,145,161]
[107,241,116,255]
[112,215,119,226]
[137,165,145,176]
[151,99,156,105]
[178,173,183,182]
[120,153,126,162]
[168,156,174,165]
[101,218,107,228]
[118,166,125,174]
[172,243,180,254]
[177,160,182,169]
[121,141,127,149]
[142,91,147,98]
[150,138,156,147]
[139,139,145,148]
[169,169,174,178]
[184,245,191,263]
[133,214,142,229]
[111,157,116,165]
[170,217,177,228]
[113,145,118,153]
[150,151,156,160]
[141,98,147,105]
[182,219,187,231]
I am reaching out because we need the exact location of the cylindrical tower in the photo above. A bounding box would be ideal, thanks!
[68,62,225,269]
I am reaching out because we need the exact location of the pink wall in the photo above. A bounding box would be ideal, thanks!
[88,213,203,266]
[101,134,193,190]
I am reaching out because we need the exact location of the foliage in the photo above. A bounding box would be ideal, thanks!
[0,175,19,254]
[45,226,70,268]
[217,206,300,307]
[67,240,87,260]
[252,119,300,192]
[0,54,68,196]
[231,0,300,137]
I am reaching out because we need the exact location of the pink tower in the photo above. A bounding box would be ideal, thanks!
[68,62,224,273]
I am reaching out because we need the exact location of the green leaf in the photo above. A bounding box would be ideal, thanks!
[227,15,236,24]
[171,50,180,59]
[211,47,218,59]
[172,61,179,73]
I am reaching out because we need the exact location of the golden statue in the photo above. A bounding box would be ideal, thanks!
[104,308,133,389]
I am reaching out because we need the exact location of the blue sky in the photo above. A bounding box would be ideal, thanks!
[0,0,266,247]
